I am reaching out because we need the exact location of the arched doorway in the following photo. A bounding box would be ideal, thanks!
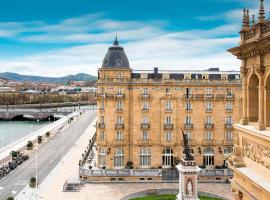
[265,74,270,127]
[162,148,173,167]
[248,74,259,122]
[203,147,214,167]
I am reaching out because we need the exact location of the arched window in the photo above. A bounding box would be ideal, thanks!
[114,148,124,168]
[203,147,214,166]
[98,147,107,168]
[162,148,174,167]
[140,148,151,167]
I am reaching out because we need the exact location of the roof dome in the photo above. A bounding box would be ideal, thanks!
[102,36,130,68]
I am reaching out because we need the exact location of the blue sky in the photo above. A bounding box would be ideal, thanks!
[0,0,266,76]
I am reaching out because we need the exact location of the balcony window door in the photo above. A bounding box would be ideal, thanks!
[162,148,174,167]
[116,131,123,141]
[142,101,149,110]
[165,101,172,111]
[117,116,123,125]
[142,131,149,141]
[226,116,233,125]
[206,101,212,110]
[142,116,149,124]
[117,87,123,95]
[226,101,233,110]
[116,101,123,110]
[143,88,148,95]
[99,131,105,141]
[185,116,192,125]
[140,148,151,167]
[98,147,107,168]
[114,148,124,168]
[165,131,172,142]
[100,116,105,124]
[206,131,212,141]
[186,101,192,110]
[225,131,233,142]
[203,147,214,166]
[164,116,172,125]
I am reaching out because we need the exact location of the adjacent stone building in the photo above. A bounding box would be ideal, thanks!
[228,0,270,199]
[96,37,242,171]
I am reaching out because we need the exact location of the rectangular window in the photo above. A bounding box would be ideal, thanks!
[117,116,123,124]
[100,101,105,110]
[142,131,149,140]
[226,116,233,125]
[166,88,171,94]
[186,131,192,141]
[206,88,212,95]
[116,131,123,141]
[165,131,172,141]
[140,148,151,167]
[225,131,233,142]
[116,101,123,110]
[114,148,124,168]
[143,88,148,95]
[185,101,192,110]
[100,116,105,123]
[206,101,212,110]
[186,88,192,97]
[165,101,173,111]
[98,147,107,167]
[142,116,149,124]
[206,116,212,124]
[117,87,123,95]
[185,116,192,125]
[206,131,212,140]
[142,101,149,110]
[226,101,233,110]
[164,116,172,125]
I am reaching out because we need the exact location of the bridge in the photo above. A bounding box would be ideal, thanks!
[0,109,73,120]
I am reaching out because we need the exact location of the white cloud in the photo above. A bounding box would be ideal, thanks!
[0,13,241,77]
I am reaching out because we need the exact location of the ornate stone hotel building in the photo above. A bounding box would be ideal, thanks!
[227,0,270,200]
[96,38,242,171]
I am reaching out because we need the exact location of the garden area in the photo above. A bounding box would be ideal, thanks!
[130,194,222,200]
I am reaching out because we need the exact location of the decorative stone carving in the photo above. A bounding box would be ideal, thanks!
[243,138,270,169]
[227,133,245,167]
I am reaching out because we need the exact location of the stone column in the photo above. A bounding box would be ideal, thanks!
[257,72,265,130]
[240,75,248,125]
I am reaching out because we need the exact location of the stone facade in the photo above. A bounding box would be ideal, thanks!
[96,37,242,171]
[227,1,270,199]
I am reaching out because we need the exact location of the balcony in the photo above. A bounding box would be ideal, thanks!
[164,124,174,130]
[223,139,234,146]
[138,139,152,146]
[225,124,233,129]
[202,139,216,146]
[97,93,114,99]
[141,94,150,99]
[205,109,213,113]
[115,124,124,129]
[183,94,194,99]
[115,93,125,99]
[98,123,105,129]
[113,139,126,146]
[226,109,233,113]
[205,94,214,99]
[116,108,124,113]
[226,94,235,100]
[165,109,173,113]
[185,109,192,113]
[142,108,149,112]
[205,123,214,129]
[141,123,150,130]
[184,124,193,129]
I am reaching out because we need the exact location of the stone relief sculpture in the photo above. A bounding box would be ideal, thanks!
[226,132,245,167]
[243,138,270,169]
[187,180,193,196]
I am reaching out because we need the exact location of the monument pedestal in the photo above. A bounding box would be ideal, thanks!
[176,159,201,200]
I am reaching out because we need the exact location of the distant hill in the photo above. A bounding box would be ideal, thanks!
[0,72,97,84]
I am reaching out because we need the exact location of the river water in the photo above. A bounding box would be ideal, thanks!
[0,121,50,148]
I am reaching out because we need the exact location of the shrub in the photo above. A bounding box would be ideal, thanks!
[45,132,50,138]
[29,177,37,188]
[26,141,33,149]
[37,136,42,144]
[6,197,14,200]
[10,151,19,158]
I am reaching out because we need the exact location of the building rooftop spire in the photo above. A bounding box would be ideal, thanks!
[247,9,250,27]
[113,33,119,46]
[258,0,265,22]
[242,8,248,28]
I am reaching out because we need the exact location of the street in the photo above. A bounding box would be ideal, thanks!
[0,110,96,199]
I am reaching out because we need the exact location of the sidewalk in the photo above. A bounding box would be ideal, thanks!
[15,117,97,200]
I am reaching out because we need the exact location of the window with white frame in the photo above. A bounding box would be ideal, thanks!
[206,101,212,111]
[226,116,233,125]
[226,101,233,110]
[186,88,192,97]
[166,88,171,94]
[185,116,192,125]
[117,73,122,79]
[165,131,173,141]
[116,101,123,110]
[117,87,123,95]
[203,147,214,166]
[164,116,172,125]
[100,101,104,110]
[117,116,123,125]
[142,101,149,110]
[140,148,151,167]
[165,101,173,111]
[142,116,149,124]
[185,101,192,110]
[225,131,233,142]
[114,148,124,168]
[142,131,149,140]
[206,88,212,95]
[98,147,107,167]
[99,131,105,141]
[143,88,148,95]
[205,131,212,141]
[115,131,123,141]
[206,116,212,125]
[226,88,232,95]
[186,131,192,141]
[162,148,174,167]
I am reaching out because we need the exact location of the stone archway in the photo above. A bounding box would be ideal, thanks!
[247,74,259,122]
[265,74,270,127]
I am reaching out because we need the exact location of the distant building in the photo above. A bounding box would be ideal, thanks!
[95,37,242,172]
[227,1,270,200]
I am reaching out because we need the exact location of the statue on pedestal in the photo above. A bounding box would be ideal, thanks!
[182,130,194,161]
